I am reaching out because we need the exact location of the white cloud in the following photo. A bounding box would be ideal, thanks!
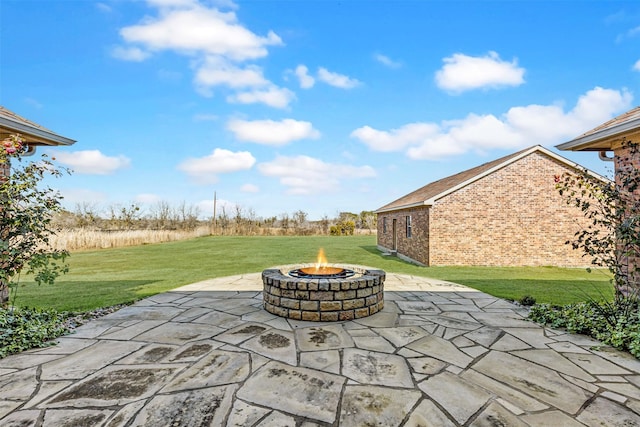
[96,2,112,13]
[111,46,152,62]
[135,193,162,204]
[352,86,632,160]
[211,0,239,10]
[197,197,236,219]
[53,150,131,174]
[634,59,640,71]
[116,1,285,107]
[435,51,525,93]
[177,148,256,183]
[119,4,281,61]
[146,0,199,8]
[240,183,259,192]
[317,67,361,89]
[157,69,182,81]
[61,188,108,205]
[227,118,320,145]
[373,53,401,69]
[226,86,296,108]
[258,155,375,195]
[24,97,43,109]
[351,123,440,152]
[294,64,315,88]
[619,25,640,43]
[194,57,268,90]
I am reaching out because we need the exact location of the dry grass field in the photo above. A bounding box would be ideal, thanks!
[49,227,212,251]
[49,226,376,251]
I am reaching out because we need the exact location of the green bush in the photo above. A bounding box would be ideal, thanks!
[529,299,640,358]
[0,307,70,358]
[518,295,536,306]
[1,134,70,306]
[329,220,355,236]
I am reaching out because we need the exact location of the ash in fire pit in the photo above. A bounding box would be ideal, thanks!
[262,248,385,322]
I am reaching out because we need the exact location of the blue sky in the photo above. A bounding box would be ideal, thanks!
[2,0,639,220]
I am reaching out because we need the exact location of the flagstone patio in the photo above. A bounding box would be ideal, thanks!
[1,271,640,426]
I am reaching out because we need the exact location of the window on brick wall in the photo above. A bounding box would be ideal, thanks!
[382,217,387,233]
[406,215,412,238]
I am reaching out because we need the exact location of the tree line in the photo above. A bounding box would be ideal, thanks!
[52,202,378,236]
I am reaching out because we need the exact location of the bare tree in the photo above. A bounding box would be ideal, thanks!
[246,207,258,235]
[217,205,230,235]
[319,214,330,235]
[233,204,244,234]
[149,201,172,229]
[178,201,200,230]
[279,212,290,235]
[108,203,140,230]
[292,210,308,234]
[359,210,376,233]
[74,202,100,229]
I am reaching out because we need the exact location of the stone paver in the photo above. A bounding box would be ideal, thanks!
[2,271,640,425]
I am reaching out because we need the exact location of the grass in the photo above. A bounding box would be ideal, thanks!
[49,227,212,251]
[13,235,613,312]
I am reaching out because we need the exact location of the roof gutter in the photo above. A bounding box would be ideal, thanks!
[375,145,611,214]
[375,200,431,214]
[0,116,76,146]
[599,151,614,162]
[556,117,640,151]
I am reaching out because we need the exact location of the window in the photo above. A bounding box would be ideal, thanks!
[382,217,387,233]
[406,215,412,238]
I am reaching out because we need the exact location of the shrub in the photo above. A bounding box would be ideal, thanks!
[555,139,640,297]
[546,139,640,359]
[0,134,70,305]
[0,307,70,358]
[518,295,536,306]
[529,298,640,358]
[330,220,355,236]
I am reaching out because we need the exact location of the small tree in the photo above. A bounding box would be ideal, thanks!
[359,210,376,233]
[0,134,70,306]
[292,210,308,235]
[555,139,640,298]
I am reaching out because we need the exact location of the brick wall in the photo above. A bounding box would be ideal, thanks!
[613,143,640,293]
[378,151,597,267]
[377,207,430,265]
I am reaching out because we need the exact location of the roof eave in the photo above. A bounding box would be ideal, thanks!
[375,200,431,214]
[556,117,640,151]
[375,145,609,214]
[0,116,76,146]
[420,145,544,204]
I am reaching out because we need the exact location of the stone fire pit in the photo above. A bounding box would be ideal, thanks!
[262,264,385,321]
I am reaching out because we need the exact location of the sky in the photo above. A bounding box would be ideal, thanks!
[2,0,640,220]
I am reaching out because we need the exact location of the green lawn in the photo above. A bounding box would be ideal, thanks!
[13,235,613,312]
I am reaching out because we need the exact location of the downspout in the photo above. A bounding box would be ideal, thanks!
[599,150,614,162]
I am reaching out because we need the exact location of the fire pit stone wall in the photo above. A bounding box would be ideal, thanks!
[262,265,385,321]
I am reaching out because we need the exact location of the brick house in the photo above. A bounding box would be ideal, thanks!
[375,145,604,267]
